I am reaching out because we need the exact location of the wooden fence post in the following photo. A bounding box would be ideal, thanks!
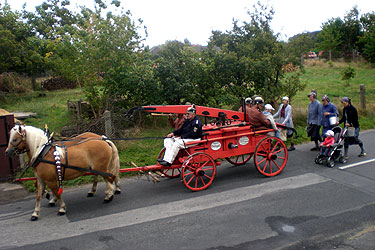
[104,110,112,138]
[360,84,366,110]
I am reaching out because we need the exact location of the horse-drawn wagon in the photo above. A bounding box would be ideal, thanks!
[5,101,293,220]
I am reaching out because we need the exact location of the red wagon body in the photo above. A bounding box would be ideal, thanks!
[136,104,289,191]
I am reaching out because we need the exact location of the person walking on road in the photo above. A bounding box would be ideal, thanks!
[321,95,338,139]
[338,97,366,160]
[307,91,322,151]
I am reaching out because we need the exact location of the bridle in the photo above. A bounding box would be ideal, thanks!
[9,128,29,155]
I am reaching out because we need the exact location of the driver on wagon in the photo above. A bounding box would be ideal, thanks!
[158,106,203,166]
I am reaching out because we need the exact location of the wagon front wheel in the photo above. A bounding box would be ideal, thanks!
[254,136,288,177]
[182,153,216,191]
[157,148,181,178]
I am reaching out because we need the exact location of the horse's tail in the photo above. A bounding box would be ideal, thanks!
[102,136,120,182]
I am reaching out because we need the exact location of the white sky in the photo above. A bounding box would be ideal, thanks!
[3,0,375,47]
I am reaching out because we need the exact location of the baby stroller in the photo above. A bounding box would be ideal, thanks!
[315,126,347,168]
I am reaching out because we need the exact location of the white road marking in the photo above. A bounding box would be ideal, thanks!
[0,173,329,248]
[338,158,375,170]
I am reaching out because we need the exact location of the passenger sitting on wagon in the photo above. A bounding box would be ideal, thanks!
[158,106,203,167]
[238,97,252,112]
[247,96,271,130]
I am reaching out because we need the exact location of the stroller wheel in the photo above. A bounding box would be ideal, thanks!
[327,158,335,168]
[315,155,323,164]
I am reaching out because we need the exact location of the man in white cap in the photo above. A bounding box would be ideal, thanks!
[247,96,271,130]
[238,97,252,112]
[158,106,203,166]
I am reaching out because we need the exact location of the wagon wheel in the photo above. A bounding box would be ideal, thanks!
[157,148,181,178]
[226,153,253,166]
[182,152,216,191]
[254,136,288,177]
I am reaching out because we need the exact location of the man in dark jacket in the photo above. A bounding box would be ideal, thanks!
[158,106,203,166]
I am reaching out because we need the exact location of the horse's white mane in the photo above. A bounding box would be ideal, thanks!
[12,125,64,160]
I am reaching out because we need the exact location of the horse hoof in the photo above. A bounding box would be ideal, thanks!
[30,216,38,221]
[57,211,66,216]
[114,190,121,195]
[103,195,113,203]
[87,193,94,197]
[48,203,56,207]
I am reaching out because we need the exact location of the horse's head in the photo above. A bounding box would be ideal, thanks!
[5,125,28,157]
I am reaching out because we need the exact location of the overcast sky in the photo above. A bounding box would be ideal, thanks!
[4,0,375,47]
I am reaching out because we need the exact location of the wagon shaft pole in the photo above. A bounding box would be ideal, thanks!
[142,105,245,122]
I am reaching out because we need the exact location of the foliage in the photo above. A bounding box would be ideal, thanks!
[0,3,42,74]
[341,65,356,86]
[285,33,314,64]
[358,12,375,63]
[208,3,281,103]
[317,17,343,60]
[0,72,32,93]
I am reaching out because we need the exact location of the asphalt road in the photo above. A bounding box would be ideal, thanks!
[0,130,374,250]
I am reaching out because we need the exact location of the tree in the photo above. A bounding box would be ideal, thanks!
[286,33,314,65]
[0,3,36,73]
[68,2,151,115]
[342,7,362,60]
[318,18,344,61]
[341,65,356,86]
[206,2,302,104]
[358,12,375,63]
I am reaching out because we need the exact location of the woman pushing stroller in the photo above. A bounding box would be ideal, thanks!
[337,97,366,160]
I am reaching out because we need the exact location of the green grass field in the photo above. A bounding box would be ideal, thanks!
[2,60,374,191]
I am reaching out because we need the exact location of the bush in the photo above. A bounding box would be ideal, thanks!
[0,72,32,93]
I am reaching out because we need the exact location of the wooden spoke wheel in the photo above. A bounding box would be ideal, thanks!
[254,136,288,177]
[157,148,181,178]
[182,153,216,191]
[226,153,253,166]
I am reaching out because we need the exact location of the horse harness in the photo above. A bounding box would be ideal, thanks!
[28,139,116,195]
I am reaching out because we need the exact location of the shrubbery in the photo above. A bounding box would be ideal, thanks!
[0,72,32,93]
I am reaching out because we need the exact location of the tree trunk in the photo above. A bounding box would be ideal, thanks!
[329,50,332,61]
[31,75,37,90]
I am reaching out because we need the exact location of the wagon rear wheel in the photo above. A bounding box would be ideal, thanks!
[182,153,216,191]
[254,136,288,177]
[226,153,253,166]
[157,148,181,178]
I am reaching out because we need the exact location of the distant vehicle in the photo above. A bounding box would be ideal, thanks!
[308,51,317,58]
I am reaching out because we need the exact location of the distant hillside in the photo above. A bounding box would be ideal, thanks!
[150,44,207,56]
[288,31,320,43]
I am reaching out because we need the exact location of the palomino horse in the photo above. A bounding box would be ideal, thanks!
[5,125,121,221]
[46,132,121,206]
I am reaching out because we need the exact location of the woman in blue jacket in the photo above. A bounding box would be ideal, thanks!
[321,95,338,138]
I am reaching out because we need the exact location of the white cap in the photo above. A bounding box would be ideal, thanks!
[264,104,274,110]
[282,96,289,101]
[326,130,334,137]
[254,96,264,104]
